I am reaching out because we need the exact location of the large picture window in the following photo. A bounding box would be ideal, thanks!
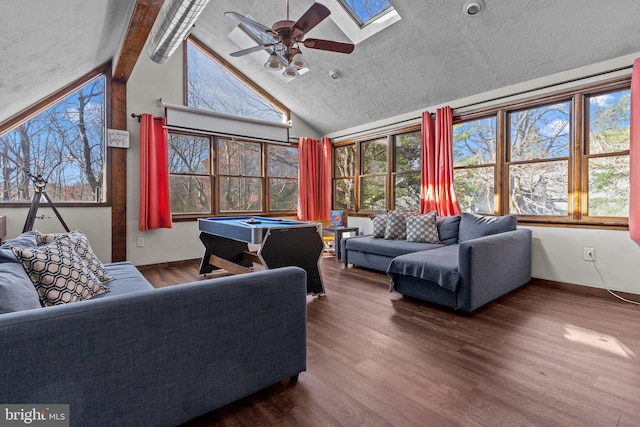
[0,74,107,204]
[168,132,298,217]
[185,38,287,124]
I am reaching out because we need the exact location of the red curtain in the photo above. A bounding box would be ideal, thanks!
[139,114,172,231]
[630,58,640,240]
[298,137,319,221]
[420,111,437,213]
[319,137,333,221]
[419,107,462,216]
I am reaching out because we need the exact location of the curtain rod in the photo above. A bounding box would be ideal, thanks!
[333,64,634,141]
[130,113,164,123]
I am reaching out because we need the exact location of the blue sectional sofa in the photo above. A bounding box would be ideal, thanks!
[342,213,532,312]
[0,232,307,426]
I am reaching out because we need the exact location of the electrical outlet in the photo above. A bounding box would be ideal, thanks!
[136,237,145,248]
[583,247,595,262]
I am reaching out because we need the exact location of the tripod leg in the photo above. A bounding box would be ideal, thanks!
[23,190,42,233]
[41,191,70,232]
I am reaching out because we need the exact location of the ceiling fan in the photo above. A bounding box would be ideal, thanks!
[225,1,355,79]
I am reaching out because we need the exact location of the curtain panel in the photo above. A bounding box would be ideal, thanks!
[139,114,172,231]
[419,107,462,216]
[630,58,640,240]
[319,137,333,221]
[298,137,319,221]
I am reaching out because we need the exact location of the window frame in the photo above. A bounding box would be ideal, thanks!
[169,131,299,221]
[184,36,290,124]
[332,125,421,214]
[0,64,112,207]
[453,76,631,229]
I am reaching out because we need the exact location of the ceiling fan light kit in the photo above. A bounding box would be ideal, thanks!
[226,1,355,80]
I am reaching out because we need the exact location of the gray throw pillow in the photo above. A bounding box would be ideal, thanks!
[0,231,37,262]
[436,215,461,245]
[371,214,387,238]
[406,212,440,243]
[385,211,409,240]
[458,213,517,242]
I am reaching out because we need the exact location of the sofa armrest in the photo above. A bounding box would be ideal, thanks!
[0,266,307,426]
[456,229,532,312]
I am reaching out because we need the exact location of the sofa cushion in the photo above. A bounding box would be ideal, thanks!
[0,233,42,313]
[372,213,387,238]
[385,211,409,239]
[344,235,444,258]
[0,262,42,313]
[35,230,113,283]
[387,244,460,292]
[458,213,517,242]
[406,211,440,243]
[12,239,110,307]
[93,262,154,298]
[436,215,460,245]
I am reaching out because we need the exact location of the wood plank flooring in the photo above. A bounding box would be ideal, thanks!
[139,257,640,427]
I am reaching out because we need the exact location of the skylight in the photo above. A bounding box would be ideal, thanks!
[336,0,394,28]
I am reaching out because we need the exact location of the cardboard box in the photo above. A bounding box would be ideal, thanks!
[330,210,348,228]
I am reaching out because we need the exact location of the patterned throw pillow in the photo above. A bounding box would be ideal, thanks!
[12,240,110,307]
[35,230,112,283]
[384,211,409,240]
[372,214,387,238]
[406,212,440,243]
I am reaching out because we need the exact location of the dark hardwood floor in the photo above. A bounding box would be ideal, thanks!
[140,257,640,427]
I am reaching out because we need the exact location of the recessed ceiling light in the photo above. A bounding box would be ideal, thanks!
[328,69,342,80]
[463,0,485,16]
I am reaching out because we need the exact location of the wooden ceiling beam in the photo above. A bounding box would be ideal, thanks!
[113,0,164,83]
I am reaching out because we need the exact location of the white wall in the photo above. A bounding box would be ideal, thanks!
[0,207,112,262]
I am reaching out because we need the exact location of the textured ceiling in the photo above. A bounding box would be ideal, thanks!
[0,0,134,124]
[2,0,640,136]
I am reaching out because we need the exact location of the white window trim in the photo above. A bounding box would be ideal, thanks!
[327,1,401,44]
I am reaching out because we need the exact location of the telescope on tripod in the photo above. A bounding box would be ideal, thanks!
[23,172,70,233]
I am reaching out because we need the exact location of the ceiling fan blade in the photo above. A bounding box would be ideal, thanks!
[230,44,275,57]
[225,11,275,35]
[304,38,355,54]
[293,3,331,34]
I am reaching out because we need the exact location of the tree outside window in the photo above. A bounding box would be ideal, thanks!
[508,102,570,216]
[333,144,356,210]
[218,139,262,212]
[393,131,421,211]
[268,145,298,211]
[360,138,387,211]
[586,89,630,217]
[0,76,106,203]
[453,117,496,214]
[168,134,211,214]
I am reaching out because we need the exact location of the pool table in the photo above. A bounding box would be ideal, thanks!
[198,216,325,295]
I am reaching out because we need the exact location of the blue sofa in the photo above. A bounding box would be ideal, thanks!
[342,213,532,312]
[0,232,307,426]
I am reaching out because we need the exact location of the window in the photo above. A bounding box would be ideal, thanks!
[168,132,298,217]
[451,77,631,227]
[333,144,356,210]
[393,131,421,211]
[585,89,630,218]
[0,74,107,204]
[453,117,496,213]
[508,102,571,216]
[168,134,211,214]
[267,145,298,211]
[218,139,262,212]
[360,138,388,210]
[332,127,421,213]
[185,39,287,124]
[337,0,394,27]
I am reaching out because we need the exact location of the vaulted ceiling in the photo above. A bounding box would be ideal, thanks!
[2,0,640,136]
